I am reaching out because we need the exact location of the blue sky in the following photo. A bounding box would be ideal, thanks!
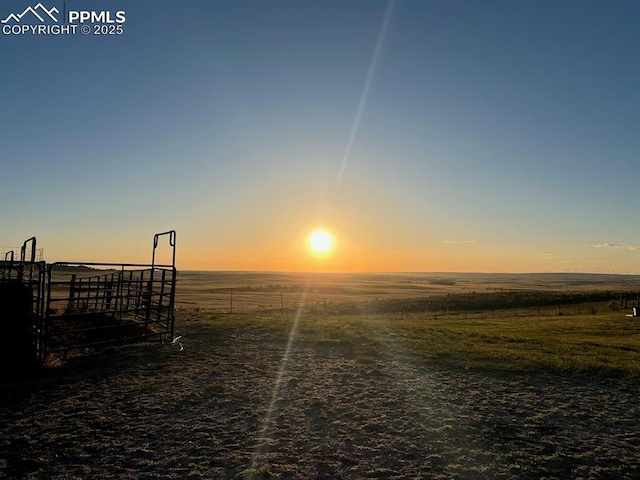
[1,0,639,272]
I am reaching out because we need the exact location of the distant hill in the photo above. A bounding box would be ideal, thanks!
[50,264,111,273]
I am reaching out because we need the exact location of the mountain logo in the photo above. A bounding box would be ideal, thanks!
[1,3,59,24]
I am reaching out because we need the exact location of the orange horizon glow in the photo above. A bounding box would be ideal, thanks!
[162,239,636,274]
[36,224,640,275]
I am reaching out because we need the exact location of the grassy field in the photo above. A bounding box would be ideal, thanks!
[173,271,640,376]
[174,271,640,313]
[3,272,640,479]
[178,307,640,376]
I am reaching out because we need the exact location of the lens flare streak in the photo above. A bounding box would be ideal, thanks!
[334,0,395,194]
[250,286,309,467]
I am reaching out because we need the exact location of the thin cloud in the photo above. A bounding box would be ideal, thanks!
[592,243,639,251]
[444,240,477,245]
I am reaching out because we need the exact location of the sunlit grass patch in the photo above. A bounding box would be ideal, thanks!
[176,307,640,375]
[393,313,640,374]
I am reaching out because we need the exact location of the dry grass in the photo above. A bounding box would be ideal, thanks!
[2,273,640,479]
[182,305,640,375]
[392,312,640,374]
[175,271,640,312]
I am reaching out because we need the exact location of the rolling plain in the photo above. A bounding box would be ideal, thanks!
[2,271,640,479]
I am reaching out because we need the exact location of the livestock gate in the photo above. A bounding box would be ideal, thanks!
[0,237,46,372]
[0,231,177,374]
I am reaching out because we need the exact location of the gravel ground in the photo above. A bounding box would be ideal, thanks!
[1,314,639,479]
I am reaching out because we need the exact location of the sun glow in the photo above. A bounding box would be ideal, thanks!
[308,229,334,255]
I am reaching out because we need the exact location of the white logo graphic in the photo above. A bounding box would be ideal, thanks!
[2,2,126,36]
[1,2,59,23]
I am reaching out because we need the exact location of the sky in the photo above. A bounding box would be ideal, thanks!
[1,0,639,273]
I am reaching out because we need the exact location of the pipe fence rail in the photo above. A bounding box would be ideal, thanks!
[0,231,177,373]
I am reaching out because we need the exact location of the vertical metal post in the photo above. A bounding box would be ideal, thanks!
[144,269,154,327]
[137,270,145,317]
[159,268,167,325]
[142,265,155,328]
[95,275,100,310]
[125,269,133,314]
[76,277,83,310]
[68,274,76,312]
[105,278,113,311]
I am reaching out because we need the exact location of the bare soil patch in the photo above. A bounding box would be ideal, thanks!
[1,312,639,479]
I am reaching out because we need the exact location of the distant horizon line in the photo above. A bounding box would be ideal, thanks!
[176,270,640,276]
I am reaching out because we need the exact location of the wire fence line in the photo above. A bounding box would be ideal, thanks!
[174,288,637,319]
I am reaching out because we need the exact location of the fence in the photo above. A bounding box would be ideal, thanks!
[0,237,46,370]
[0,245,44,262]
[0,231,177,371]
[174,283,630,320]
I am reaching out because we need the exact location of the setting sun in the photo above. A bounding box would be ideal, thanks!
[308,230,334,255]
